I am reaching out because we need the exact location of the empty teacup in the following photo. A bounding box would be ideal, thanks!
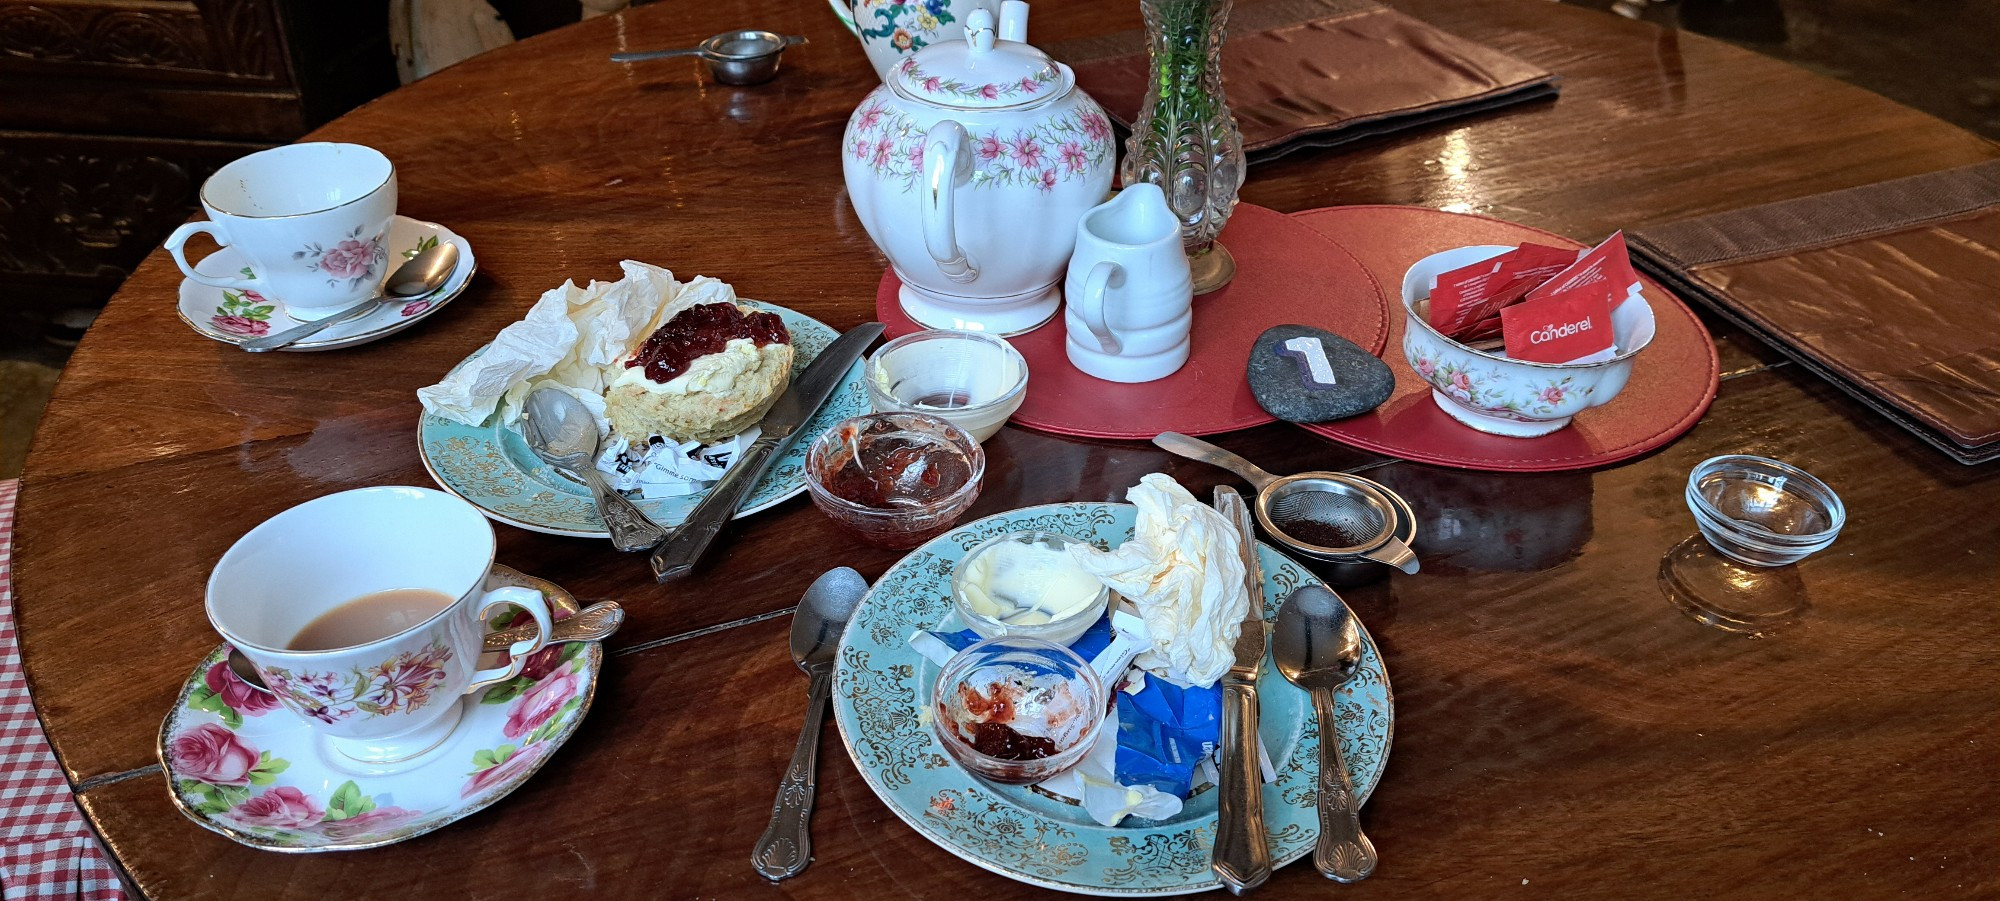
[206,486,552,765]
[165,143,398,321]
[1063,184,1194,384]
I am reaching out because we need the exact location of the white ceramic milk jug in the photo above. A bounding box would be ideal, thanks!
[1063,184,1194,383]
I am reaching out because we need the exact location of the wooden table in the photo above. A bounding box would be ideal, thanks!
[15,0,1999,896]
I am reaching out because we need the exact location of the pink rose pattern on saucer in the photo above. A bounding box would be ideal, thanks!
[163,639,591,850]
[296,225,388,289]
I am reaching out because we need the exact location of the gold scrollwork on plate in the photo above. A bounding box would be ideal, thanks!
[923,789,1089,878]
[835,646,945,789]
[1102,822,1214,886]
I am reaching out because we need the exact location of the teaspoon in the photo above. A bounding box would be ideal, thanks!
[1271,585,1379,882]
[239,242,458,352]
[522,386,668,552]
[752,567,869,881]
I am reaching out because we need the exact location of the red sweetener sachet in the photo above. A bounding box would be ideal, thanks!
[1453,243,1580,334]
[1500,281,1618,364]
[1426,256,1511,336]
[1524,232,1639,305]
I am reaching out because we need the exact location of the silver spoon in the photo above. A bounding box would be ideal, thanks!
[239,242,459,352]
[228,601,626,694]
[1271,585,1379,883]
[752,567,869,881]
[521,386,667,552]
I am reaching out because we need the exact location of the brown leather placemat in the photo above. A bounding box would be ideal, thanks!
[1048,0,1559,162]
[1631,161,2000,464]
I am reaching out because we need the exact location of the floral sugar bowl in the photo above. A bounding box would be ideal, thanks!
[843,0,1115,336]
[1401,245,1657,437]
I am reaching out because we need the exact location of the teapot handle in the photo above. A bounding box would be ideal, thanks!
[826,0,857,36]
[921,120,979,284]
[1073,261,1122,354]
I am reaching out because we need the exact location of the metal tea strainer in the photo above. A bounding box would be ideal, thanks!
[1154,432,1420,575]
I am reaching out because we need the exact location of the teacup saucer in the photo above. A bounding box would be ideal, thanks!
[175,215,478,353]
[157,565,601,852]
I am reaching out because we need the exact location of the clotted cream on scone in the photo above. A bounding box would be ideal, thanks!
[604,277,793,445]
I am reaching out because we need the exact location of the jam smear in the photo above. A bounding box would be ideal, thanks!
[968,721,1060,760]
[822,430,972,509]
[950,682,1060,761]
[626,302,789,383]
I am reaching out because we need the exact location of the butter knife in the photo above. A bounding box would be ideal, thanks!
[1212,486,1272,894]
[649,322,885,581]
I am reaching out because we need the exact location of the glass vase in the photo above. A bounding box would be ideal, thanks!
[1119,0,1245,293]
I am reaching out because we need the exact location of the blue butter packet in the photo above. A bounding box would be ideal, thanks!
[1114,679,1221,797]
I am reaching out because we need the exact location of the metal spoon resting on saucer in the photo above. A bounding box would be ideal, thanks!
[1272,585,1378,883]
[522,386,667,552]
[752,567,869,881]
[229,601,626,694]
[239,242,458,352]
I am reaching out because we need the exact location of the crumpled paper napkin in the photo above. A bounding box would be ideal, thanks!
[1070,474,1250,688]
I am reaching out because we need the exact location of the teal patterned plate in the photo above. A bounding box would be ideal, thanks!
[832,502,1394,896]
[418,301,866,538]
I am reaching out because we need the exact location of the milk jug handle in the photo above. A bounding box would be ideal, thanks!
[920,120,979,284]
[1074,261,1121,354]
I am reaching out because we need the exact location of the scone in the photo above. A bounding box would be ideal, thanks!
[605,302,793,445]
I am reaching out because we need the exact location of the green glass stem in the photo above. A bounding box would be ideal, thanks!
[1119,0,1245,257]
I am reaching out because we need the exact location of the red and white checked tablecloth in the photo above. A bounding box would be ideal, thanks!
[0,480,124,900]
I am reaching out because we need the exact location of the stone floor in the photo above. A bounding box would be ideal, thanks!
[1,0,1994,479]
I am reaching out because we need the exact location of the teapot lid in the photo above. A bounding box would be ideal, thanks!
[890,2,1071,110]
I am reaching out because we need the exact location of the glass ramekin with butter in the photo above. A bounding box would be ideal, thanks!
[951,531,1111,646]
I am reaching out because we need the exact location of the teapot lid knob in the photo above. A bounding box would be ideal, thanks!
[965,8,996,53]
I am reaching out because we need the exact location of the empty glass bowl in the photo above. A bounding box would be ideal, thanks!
[866,329,1029,442]
[804,412,985,549]
[931,636,1104,784]
[952,531,1110,647]
[1685,455,1845,567]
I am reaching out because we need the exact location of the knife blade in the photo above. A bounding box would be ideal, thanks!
[1212,486,1272,894]
[648,322,885,582]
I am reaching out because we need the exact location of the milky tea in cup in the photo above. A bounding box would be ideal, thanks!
[164,142,398,320]
[206,487,552,764]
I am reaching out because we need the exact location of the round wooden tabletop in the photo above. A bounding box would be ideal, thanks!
[15,0,1999,896]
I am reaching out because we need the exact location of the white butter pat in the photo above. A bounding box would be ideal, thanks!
[960,538,1103,626]
[1070,474,1249,688]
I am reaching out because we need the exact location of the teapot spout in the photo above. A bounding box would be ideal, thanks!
[999,0,1029,42]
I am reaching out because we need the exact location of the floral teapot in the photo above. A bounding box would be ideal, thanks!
[829,0,996,82]
[842,1,1115,335]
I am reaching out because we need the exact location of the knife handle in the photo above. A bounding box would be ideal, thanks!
[650,434,784,581]
[1214,677,1271,894]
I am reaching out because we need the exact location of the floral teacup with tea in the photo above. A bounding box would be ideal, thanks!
[205,486,553,764]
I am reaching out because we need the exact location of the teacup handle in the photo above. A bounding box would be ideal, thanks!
[465,586,554,692]
[164,221,260,291]
[1073,261,1122,354]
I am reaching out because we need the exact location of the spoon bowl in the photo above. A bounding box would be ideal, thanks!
[239,241,458,352]
[522,386,667,552]
[1273,585,1379,883]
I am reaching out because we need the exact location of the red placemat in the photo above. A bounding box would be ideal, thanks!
[878,203,1391,439]
[1289,206,1717,471]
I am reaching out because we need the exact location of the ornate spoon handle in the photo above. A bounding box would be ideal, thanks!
[751,667,831,881]
[580,467,667,552]
[1311,689,1377,882]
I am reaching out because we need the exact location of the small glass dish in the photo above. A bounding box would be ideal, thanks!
[1685,454,1845,567]
[952,531,1110,647]
[866,329,1029,443]
[804,412,985,549]
[931,636,1104,785]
